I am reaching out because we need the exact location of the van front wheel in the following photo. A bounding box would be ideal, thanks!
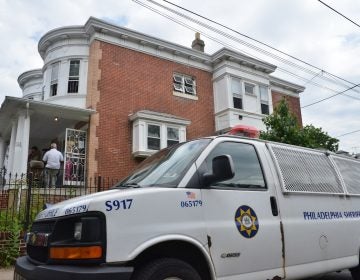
[131,258,202,280]
[351,265,360,280]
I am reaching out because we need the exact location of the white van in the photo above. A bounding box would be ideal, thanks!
[14,135,360,280]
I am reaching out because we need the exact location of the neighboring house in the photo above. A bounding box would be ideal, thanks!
[0,17,304,185]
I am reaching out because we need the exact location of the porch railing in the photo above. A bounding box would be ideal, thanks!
[0,168,120,231]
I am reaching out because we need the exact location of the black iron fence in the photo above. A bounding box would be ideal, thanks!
[0,168,120,231]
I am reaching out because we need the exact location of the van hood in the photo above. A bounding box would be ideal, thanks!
[35,188,145,220]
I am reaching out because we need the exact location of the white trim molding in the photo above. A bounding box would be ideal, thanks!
[129,110,190,158]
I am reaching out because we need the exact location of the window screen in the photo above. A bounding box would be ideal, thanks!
[270,144,344,194]
[333,156,360,195]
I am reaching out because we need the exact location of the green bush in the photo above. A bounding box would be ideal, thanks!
[0,219,21,267]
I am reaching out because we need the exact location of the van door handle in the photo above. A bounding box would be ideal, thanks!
[270,196,279,216]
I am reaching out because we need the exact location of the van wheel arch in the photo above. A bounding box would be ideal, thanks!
[131,258,201,280]
[131,240,213,280]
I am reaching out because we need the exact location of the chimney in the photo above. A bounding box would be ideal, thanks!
[191,32,205,52]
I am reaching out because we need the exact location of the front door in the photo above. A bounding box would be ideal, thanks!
[200,140,283,279]
[63,128,86,186]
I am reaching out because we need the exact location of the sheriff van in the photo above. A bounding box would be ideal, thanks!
[14,135,360,280]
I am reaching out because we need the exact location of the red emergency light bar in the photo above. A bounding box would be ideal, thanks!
[227,125,260,138]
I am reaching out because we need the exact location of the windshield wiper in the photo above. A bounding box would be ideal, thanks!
[115,183,141,189]
[213,183,264,189]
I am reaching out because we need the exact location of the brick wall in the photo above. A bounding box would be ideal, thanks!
[87,41,214,180]
[272,91,303,127]
[0,191,8,209]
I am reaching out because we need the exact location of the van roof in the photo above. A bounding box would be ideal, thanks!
[212,134,359,162]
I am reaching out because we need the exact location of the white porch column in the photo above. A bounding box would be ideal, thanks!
[7,119,17,176]
[0,136,6,170]
[12,111,31,176]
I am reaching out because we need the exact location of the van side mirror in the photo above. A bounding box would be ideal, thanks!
[202,155,235,187]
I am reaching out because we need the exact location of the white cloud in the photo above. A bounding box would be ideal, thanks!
[0,0,359,152]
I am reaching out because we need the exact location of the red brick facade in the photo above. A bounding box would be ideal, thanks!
[87,41,214,180]
[272,91,303,127]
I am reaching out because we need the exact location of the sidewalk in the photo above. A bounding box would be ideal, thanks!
[0,267,13,280]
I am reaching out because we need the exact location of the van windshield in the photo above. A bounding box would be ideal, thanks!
[115,139,211,188]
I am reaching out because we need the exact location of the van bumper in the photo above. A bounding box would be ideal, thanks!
[14,256,133,280]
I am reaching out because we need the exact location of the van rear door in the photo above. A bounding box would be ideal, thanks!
[199,140,284,279]
[268,143,356,278]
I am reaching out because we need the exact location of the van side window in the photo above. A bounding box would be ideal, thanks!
[205,142,266,189]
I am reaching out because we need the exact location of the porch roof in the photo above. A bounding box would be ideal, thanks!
[0,96,95,139]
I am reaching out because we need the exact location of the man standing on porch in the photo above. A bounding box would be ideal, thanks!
[42,143,63,188]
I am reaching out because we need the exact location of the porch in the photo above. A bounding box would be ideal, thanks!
[0,97,95,184]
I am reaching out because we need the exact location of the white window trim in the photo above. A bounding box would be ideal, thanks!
[173,91,199,100]
[244,81,256,96]
[259,85,270,115]
[67,60,80,94]
[166,125,180,147]
[130,111,190,157]
[231,77,243,109]
[146,123,162,151]
[173,73,198,100]
[231,77,242,95]
[146,122,181,151]
[50,62,60,97]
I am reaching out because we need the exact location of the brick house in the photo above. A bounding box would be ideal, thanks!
[0,17,304,185]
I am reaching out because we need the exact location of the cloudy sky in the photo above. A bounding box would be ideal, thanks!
[1,0,359,152]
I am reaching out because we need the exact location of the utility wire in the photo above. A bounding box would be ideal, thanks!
[134,0,360,105]
[277,68,360,101]
[318,0,360,29]
[135,0,360,141]
[145,0,360,99]
[162,0,360,90]
[302,71,323,86]
[336,129,360,138]
[136,0,320,82]
[302,83,360,108]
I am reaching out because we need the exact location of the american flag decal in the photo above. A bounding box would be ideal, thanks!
[186,191,196,199]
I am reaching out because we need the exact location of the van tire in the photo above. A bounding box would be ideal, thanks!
[351,266,360,280]
[131,258,202,280]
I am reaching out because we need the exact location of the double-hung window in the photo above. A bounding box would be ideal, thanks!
[147,124,161,150]
[173,73,196,96]
[68,60,80,93]
[167,127,179,147]
[130,110,190,157]
[50,62,60,97]
[259,85,269,115]
[231,78,243,109]
[147,125,180,151]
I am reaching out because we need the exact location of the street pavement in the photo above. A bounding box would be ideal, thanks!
[0,268,13,280]
[0,267,352,280]
[304,270,352,279]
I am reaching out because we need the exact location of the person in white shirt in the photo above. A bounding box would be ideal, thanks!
[42,143,64,188]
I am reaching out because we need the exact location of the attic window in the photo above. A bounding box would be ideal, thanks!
[173,74,196,96]
[244,82,255,95]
